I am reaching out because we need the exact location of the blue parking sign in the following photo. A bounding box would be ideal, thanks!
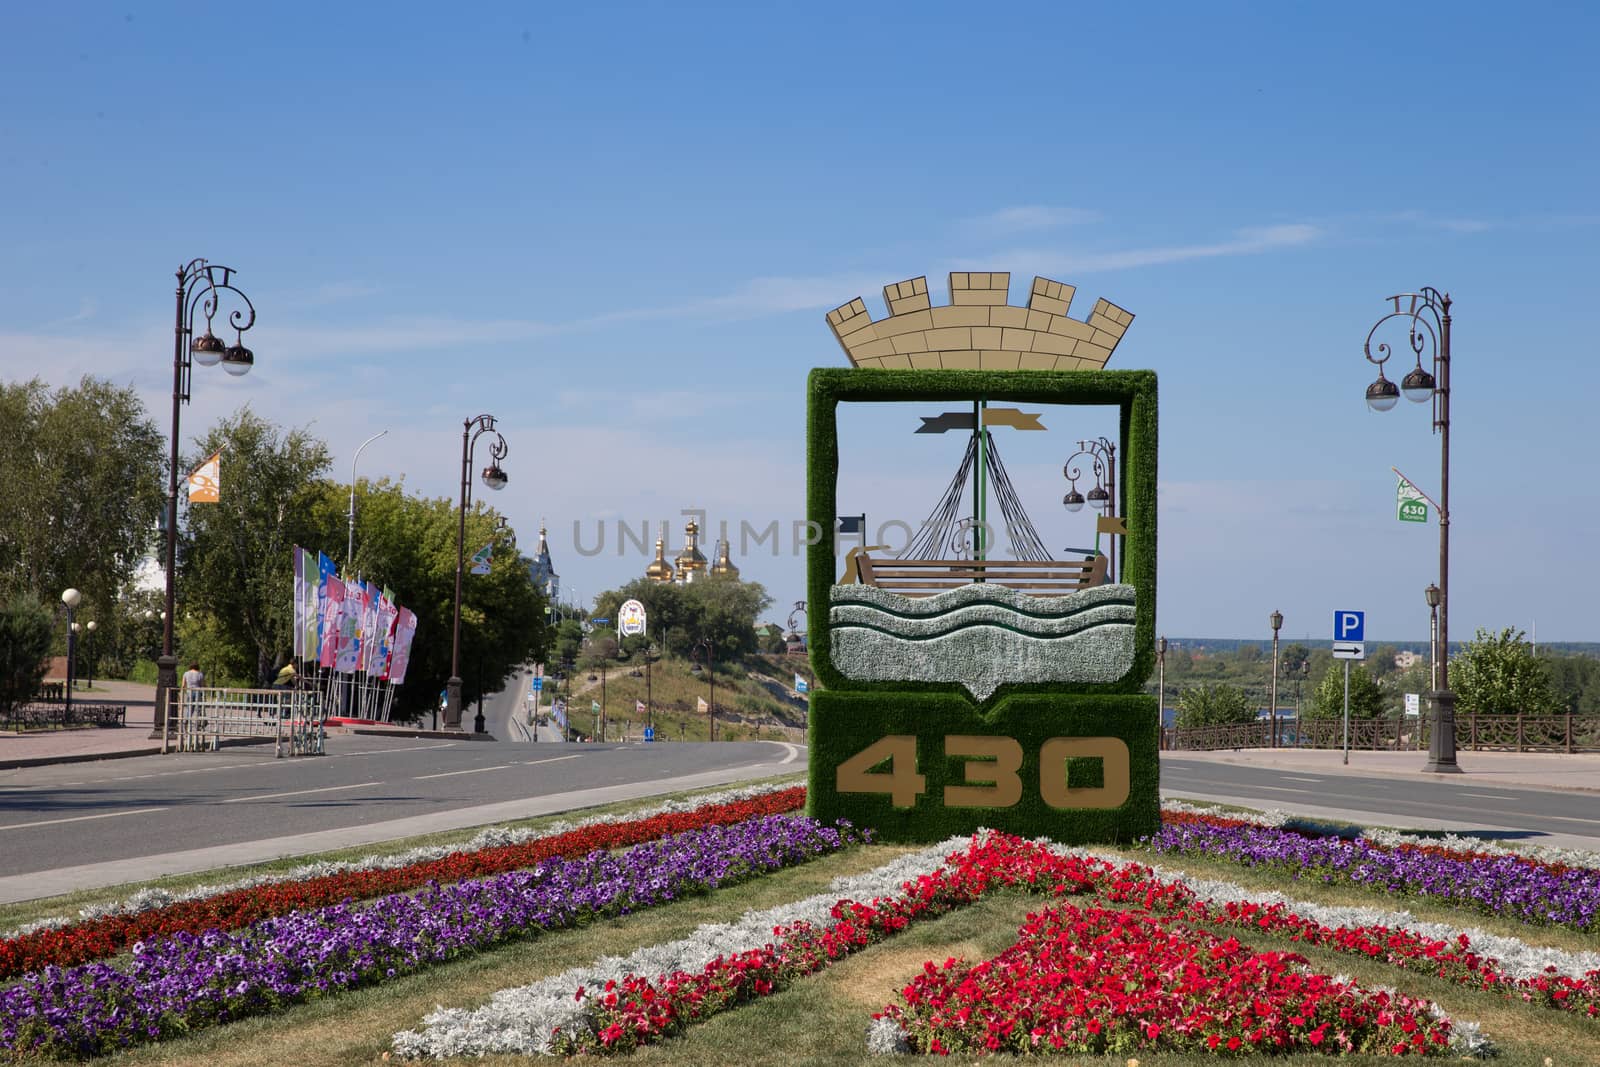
[530,677,543,691]
[1333,611,1365,642]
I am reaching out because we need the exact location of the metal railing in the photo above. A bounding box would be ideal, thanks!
[165,686,326,757]
[1,702,126,730]
[1162,714,1600,754]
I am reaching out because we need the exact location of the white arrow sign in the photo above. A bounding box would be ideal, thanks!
[1332,641,1366,660]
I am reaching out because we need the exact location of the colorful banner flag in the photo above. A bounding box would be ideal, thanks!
[318,571,345,670]
[292,547,306,660]
[301,548,319,663]
[469,543,492,576]
[187,451,221,504]
[794,673,809,694]
[335,576,363,673]
[387,608,418,685]
[316,552,339,664]
[635,700,647,715]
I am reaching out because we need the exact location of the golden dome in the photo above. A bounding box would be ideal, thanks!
[674,517,708,580]
[710,538,739,579]
[645,537,675,583]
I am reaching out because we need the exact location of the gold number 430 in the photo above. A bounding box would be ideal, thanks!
[835,735,1130,810]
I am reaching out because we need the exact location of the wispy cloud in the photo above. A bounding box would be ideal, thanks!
[964,222,1322,275]
[959,205,1101,236]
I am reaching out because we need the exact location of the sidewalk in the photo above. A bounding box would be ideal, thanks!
[1163,747,1600,795]
[0,682,491,769]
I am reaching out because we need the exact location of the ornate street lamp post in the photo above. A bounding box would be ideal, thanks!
[1156,635,1167,740]
[84,620,97,689]
[692,637,716,742]
[155,260,257,739]
[1362,288,1458,773]
[1425,583,1442,693]
[60,589,80,721]
[1269,610,1282,748]
[1062,436,1117,580]
[446,414,509,731]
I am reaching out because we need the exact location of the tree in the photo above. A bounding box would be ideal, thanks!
[1451,627,1560,716]
[1367,644,1400,680]
[1308,663,1387,720]
[322,478,548,720]
[593,577,771,662]
[180,409,333,684]
[0,595,52,713]
[1544,653,1600,716]
[1175,683,1253,728]
[1278,642,1312,677]
[0,378,165,619]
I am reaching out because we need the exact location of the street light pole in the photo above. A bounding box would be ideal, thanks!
[347,430,389,566]
[1156,635,1166,734]
[1062,436,1117,580]
[155,261,258,739]
[693,637,716,741]
[84,620,96,690]
[60,589,80,721]
[447,414,509,731]
[1269,610,1282,749]
[1362,288,1458,772]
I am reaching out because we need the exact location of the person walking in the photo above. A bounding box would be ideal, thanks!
[181,663,205,690]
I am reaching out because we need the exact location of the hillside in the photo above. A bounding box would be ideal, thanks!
[540,652,811,742]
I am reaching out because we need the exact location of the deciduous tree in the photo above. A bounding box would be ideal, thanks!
[0,378,164,619]
[1451,627,1559,716]
[1174,683,1253,727]
[1308,662,1388,719]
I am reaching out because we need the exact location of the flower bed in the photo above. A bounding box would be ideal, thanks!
[395,832,1492,1060]
[0,813,862,1060]
[1145,814,1600,932]
[879,903,1456,1057]
[394,832,1116,1058]
[0,785,805,980]
[1091,857,1600,1019]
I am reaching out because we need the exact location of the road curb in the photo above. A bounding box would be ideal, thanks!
[0,736,276,770]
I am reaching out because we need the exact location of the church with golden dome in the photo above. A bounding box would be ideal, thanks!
[645,516,740,584]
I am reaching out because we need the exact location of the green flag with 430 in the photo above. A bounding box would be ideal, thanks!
[1397,478,1428,523]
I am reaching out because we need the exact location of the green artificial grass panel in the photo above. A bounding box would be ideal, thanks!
[805,367,1158,703]
[806,689,1159,843]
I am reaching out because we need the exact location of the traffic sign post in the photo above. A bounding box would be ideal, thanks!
[1332,612,1365,765]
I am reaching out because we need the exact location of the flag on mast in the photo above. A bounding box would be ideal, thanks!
[187,452,221,503]
[292,548,306,660]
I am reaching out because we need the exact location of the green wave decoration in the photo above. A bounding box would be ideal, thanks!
[830,594,1135,624]
[832,615,1133,643]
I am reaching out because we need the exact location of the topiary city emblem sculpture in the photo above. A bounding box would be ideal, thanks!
[806,272,1159,843]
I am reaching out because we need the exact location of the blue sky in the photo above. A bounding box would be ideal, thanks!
[3,3,1597,641]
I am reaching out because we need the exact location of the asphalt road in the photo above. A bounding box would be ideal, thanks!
[1160,755,1600,847]
[0,735,804,883]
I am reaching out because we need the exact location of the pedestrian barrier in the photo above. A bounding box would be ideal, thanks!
[1161,713,1600,754]
[165,686,326,757]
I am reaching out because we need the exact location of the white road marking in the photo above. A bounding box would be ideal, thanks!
[414,764,519,780]
[221,781,381,804]
[0,807,169,832]
[333,742,459,758]
[413,755,582,780]
[1249,785,1313,794]
[1460,792,1511,799]
[1279,776,1324,783]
